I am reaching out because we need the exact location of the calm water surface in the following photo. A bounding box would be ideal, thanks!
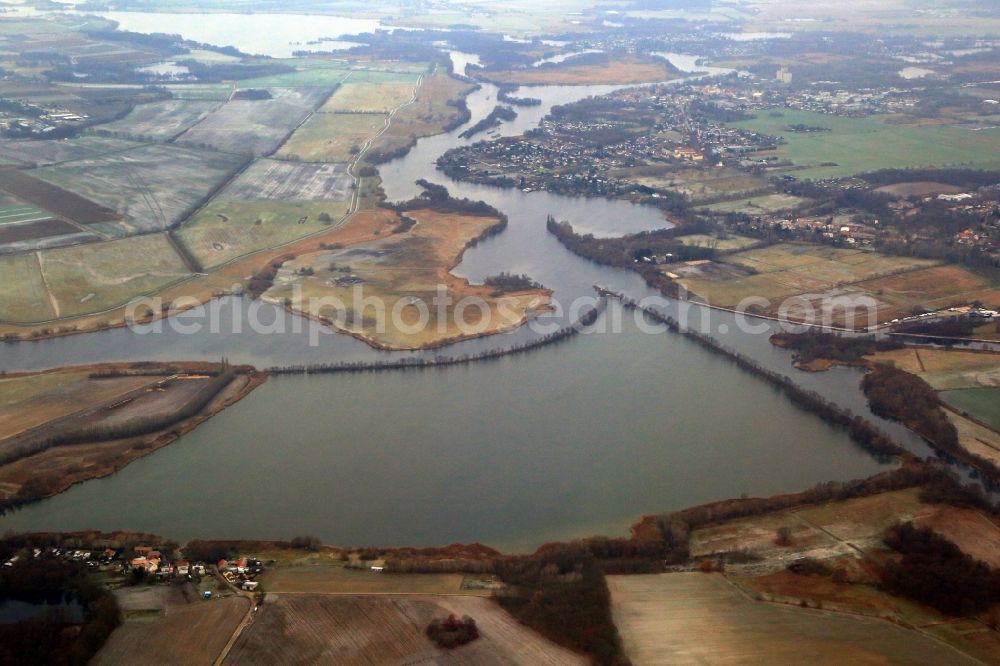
[0,42,923,548]
[0,305,887,552]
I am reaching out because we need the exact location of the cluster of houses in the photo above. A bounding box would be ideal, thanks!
[217,557,264,591]
[3,546,116,568]
[130,545,207,578]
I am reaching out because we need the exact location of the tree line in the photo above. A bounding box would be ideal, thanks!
[603,289,906,461]
[770,331,903,364]
[860,363,1000,480]
[268,300,605,376]
[882,521,1000,616]
[2,369,240,490]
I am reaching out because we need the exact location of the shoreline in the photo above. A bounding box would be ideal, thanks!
[0,365,267,509]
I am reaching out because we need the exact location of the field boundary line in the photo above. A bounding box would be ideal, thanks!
[721,574,990,665]
[182,70,427,274]
[34,250,60,319]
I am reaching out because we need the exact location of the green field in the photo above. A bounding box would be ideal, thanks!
[40,234,191,318]
[322,82,416,113]
[177,200,348,268]
[699,193,810,214]
[162,83,234,101]
[0,253,54,323]
[0,204,53,225]
[677,233,760,251]
[277,112,386,162]
[730,108,1000,179]
[942,388,1000,432]
[239,60,422,88]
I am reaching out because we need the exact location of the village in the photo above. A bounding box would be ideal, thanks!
[4,542,269,595]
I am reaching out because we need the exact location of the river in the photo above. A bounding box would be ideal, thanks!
[0,40,933,549]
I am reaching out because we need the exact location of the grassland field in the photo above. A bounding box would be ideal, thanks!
[38,233,191,319]
[674,243,944,324]
[276,111,387,163]
[162,83,234,101]
[676,233,761,251]
[0,65,485,342]
[178,200,349,269]
[729,108,1000,179]
[264,208,551,349]
[0,252,55,322]
[619,166,769,204]
[698,192,811,214]
[238,62,421,89]
[483,54,679,86]
[322,81,416,113]
[941,388,1000,432]
[365,72,474,160]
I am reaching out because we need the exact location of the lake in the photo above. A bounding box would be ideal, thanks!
[0,303,887,553]
[0,35,929,551]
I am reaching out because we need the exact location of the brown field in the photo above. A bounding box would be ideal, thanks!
[873,181,966,197]
[0,168,118,225]
[855,265,1000,321]
[974,320,1000,341]
[483,55,678,85]
[322,81,416,113]
[366,73,475,160]
[737,570,945,627]
[0,218,80,245]
[260,565,482,595]
[225,594,585,665]
[276,112,386,162]
[674,243,937,325]
[690,488,933,563]
[0,367,151,441]
[94,588,248,666]
[868,348,1000,391]
[263,208,551,349]
[0,365,263,501]
[944,409,1000,469]
[914,505,1000,569]
[609,573,980,665]
[622,166,768,203]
